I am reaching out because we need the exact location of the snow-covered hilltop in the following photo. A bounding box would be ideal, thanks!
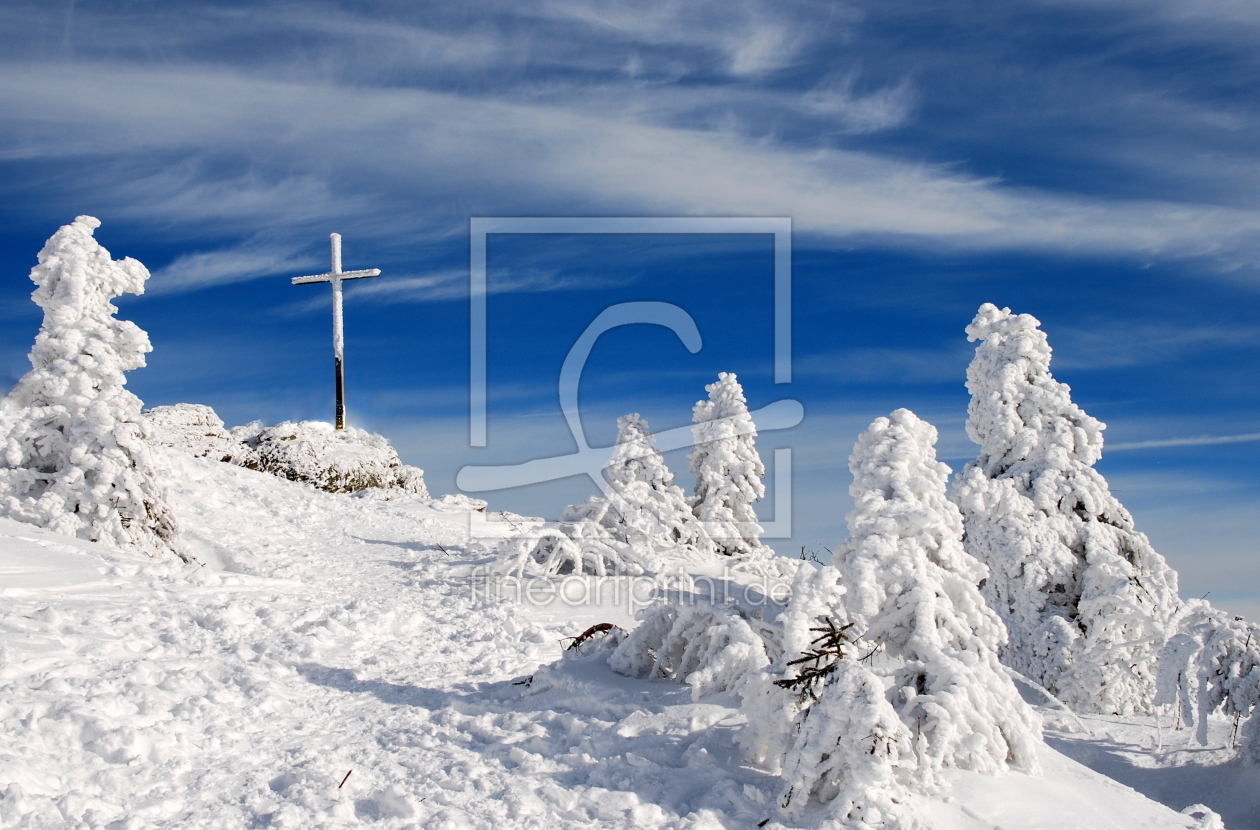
[0,220,1257,829]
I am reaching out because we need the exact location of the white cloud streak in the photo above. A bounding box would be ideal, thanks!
[281,267,628,314]
[1107,432,1260,451]
[151,238,319,294]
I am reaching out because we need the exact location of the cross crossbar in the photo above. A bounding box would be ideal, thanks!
[291,268,380,285]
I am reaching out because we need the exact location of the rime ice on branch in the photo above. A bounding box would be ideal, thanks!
[0,216,184,561]
[953,303,1180,715]
[1156,602,1260,760]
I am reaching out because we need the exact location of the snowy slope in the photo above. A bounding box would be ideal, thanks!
[0,452,1227,829]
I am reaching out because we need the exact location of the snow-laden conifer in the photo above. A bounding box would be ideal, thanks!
[732,566,843,777]
[840,408,1040,778]
[688,372,766,557]
[601,413,711,558]
[0,216,184,560]
[953,303,1180,715]
[738,563,914,825]
[506,413,712,577]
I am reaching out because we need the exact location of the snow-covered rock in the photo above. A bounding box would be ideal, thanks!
[0,216,184,561]
[243,420,428,496]
[143,403,259,467]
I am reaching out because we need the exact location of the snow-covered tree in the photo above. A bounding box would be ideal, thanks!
[839,408,1040,779]
[733,563,914,825]
[953,303,1181,715]
[1155,602,1260,756]
[505,413,713,577]
[688,372,766,557]
[601,413,711,558]
[0,216,184,560]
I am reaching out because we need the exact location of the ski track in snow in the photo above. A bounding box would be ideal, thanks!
[0,453,1246,829]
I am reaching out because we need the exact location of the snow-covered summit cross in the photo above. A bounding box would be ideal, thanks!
[291,233,381,430]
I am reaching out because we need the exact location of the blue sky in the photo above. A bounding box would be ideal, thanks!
[1,0,1259,617]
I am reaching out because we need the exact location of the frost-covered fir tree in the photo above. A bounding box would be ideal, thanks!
[688,372,766,557]
[840,409,1040,779]
[601,413,710,558]
[0,216,184,560]
[953,303,1180,715]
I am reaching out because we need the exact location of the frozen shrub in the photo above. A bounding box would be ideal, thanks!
[246,420,428,495]
[1180,805,1227,830]
[1241,711,1260,765]
[735,563,848,770]
[777,659,913,827]
[1155,602,1260,752]
[502,413,710,577]
[688,373,767,557]
[0,216,184,561]
[143,403,258,467]
[502,523,644,577]
[609,601,773,699]
[953,303,1180,714]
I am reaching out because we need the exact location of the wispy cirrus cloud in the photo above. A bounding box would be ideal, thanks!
[150,237,319,295]
[3,61,1260,267]
[280,267,630,314]
[1108,432,1260,451]
[3,0,1260,275]
[1052,322,1260,369]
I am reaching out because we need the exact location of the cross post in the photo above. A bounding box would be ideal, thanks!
[291,233,381,430]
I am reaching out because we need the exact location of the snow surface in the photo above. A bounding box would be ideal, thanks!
[0,451,1244,829]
